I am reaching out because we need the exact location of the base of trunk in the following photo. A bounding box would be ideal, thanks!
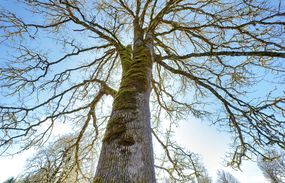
[94,93,156,183]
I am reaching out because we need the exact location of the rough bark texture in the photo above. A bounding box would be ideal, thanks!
[94,21,156,182]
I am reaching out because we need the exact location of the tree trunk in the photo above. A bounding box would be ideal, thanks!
[94,22,156,182]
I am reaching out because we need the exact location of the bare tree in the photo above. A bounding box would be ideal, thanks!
[258,150,285,183]
[17,134,97,183]
[3,177,16,183]
[196,169,212,183]
[0,0,285,182]
[216,170,240,183]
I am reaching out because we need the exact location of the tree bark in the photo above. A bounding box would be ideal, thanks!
[94,21,156,182]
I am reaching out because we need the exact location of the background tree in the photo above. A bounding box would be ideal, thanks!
[258,150,285,183]
[216,170,240,183]
[0,0,285,182]
[195,169,212,183]
[3,177,16,183]
[17,134,97,183]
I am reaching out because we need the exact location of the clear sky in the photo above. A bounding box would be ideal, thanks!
[0,1,280,182]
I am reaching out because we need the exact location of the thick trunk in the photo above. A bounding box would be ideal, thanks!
[94,29,156,182]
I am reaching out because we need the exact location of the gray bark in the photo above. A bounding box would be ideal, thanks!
[94,91,155,182]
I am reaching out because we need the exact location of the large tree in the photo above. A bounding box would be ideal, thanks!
[0,0,285,182]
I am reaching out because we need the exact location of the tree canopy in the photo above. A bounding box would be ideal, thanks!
[0,0,285,182]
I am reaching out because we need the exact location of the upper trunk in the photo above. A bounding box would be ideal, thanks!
[94,20,156,183]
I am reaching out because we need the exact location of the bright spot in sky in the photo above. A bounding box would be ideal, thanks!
[175,117,269,183]
[0,149,34,182]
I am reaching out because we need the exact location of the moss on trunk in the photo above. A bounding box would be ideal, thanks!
[95,40,155,182]
[113,44,152,111]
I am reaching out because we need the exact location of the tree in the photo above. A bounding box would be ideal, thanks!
[258,150,285,183]
[18,134,97,183]
[0,0,285,182]
[196,172,212,183]
[192,163,212,183]
[216,170,240,183]
[3,177,16,183]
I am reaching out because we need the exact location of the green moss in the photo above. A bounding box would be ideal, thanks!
[118,45,132,73]
[113,88,137,110]
[118,134,135,146]
[103,115,126,143]
[113,44,152,111]
[104,44,153,143]
[93,177,103,183]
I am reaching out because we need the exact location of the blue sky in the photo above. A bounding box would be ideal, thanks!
[1,0,284,182]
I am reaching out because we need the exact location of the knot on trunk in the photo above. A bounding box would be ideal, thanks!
[103,110,137,144]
